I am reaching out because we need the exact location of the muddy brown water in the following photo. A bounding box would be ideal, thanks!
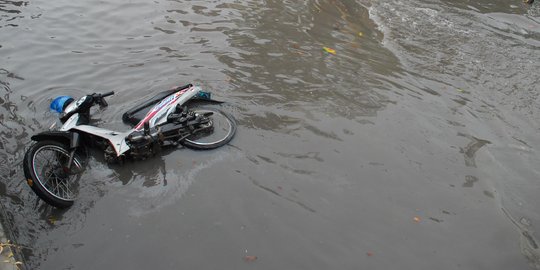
[1,0,539,269]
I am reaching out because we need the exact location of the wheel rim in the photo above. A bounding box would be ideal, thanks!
[185,109,233,146]
[31,145,82,201]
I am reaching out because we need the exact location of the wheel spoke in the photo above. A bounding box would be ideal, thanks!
[30,144,82,202]
[42,170,53,187]
[58,177,72,198]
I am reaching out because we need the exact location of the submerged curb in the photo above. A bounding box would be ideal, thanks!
[0,201,23,270]
[0,227,17,270]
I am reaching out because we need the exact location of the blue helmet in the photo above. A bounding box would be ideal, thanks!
[50,96,74,113]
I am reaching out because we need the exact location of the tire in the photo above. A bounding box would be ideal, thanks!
[180,108,236,150]
[23,140,84,208]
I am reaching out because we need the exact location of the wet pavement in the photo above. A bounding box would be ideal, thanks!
[0,0,539,269]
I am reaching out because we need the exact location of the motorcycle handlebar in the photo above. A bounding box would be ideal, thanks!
[101,91,115,97]
[92,91,114,107]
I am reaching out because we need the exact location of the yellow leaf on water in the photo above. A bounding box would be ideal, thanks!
[48,217,56,225]
[323,47,336,55]
[358,32,364,37]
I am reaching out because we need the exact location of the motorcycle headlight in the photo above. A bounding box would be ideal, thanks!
[63,96,88,115]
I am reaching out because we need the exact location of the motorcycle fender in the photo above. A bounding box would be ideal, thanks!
[31,131,80,149]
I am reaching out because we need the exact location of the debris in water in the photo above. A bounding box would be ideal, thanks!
[244,255,258,262]
[429,217,443,223]
[358,32,364,37]
[413,216,421,223]
[366,252,374,257]
[483,190,495,198]
[323,47,336,55]
[462,175,478,188]
[458,133,492,168]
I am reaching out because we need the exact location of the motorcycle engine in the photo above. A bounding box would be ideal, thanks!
[124,127,163,161]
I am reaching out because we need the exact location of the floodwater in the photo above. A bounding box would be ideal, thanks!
[1,0,539,269]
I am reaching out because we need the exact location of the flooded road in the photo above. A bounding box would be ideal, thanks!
[1,0,539,269]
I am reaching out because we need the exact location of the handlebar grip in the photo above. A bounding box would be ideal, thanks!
[101,91,115,97]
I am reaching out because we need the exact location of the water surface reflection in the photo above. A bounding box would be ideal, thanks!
[0,0,539,269]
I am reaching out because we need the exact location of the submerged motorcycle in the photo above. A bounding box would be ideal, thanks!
[23,84,236,208]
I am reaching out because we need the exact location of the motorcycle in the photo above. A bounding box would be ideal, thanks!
[23,84,236,208]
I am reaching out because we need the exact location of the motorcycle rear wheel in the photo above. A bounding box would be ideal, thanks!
[181,108,236,150]
[23,140,84,208]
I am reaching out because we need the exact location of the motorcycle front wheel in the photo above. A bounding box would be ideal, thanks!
[23,140,84,208]
[181,108,236,150]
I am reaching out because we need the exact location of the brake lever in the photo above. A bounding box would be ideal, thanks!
[100,96,108,107]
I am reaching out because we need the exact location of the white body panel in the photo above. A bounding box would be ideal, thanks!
[72,125,131,155]
[60,113,80,131]
[134,85,199,130]
[58,85,201,156]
